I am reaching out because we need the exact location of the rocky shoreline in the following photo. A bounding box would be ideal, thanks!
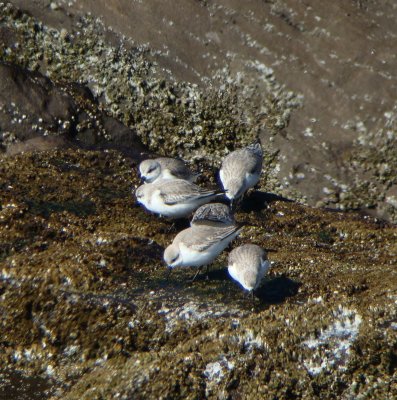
[1,1,397,398]
[1,149,396,399]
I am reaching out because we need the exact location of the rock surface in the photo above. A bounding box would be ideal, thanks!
[1,149,397,399]
[0,61,146,159]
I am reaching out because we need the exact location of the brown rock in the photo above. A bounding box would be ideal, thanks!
[0,61,77,141]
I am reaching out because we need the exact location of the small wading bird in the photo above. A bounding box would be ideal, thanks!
[135,179,225,219]
[219,141,263,208]
[190,202,235,227]
[227,244,270,297]
[164,224,243,281]
[139,157,198,184]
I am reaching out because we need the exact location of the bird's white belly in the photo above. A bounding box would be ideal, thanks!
[228,264,241,285]
[149,192,217,218]
[219,169,225,184]
[179,236,234,267]
[179,246,212,267]
[228,264,252,291]
[149,193,191,217]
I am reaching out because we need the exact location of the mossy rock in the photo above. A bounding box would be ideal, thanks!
[0,149,396,399]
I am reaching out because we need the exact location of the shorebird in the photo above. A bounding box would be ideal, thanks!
[135,179,225,219]
[139,157,198,184]
[219,141,263,207]
[227,244,270,293]
[190,203,235,227]
[164,224,242,281]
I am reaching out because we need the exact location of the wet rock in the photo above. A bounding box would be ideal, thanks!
[5,135,76,156]
[0,61,77,143]
[0,61,145,158]
[0,149,396,399]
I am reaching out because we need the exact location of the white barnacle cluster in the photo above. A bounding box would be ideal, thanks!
[302,306,362,376]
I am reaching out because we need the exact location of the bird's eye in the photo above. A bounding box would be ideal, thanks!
[147,166,156,174]
[171,255,179,264]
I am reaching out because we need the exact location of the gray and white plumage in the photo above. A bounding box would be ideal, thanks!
[219,141,263,203]
[164,224,242,268]
[135,179,224,218]
[139,157,197,184]
[190,203,235,227]
[227,244,270,291]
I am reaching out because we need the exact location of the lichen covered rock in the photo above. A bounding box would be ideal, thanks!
[0,150,396,399]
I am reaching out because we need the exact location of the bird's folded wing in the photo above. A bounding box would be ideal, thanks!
[160,183,215,205]
[189,225,240,252]
[242,150,262,175]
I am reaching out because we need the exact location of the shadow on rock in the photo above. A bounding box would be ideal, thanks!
[255,276,301,304]
[162,266,228,286]
[204,266,230,282]
[241,191,294,212]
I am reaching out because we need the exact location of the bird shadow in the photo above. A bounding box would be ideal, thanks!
[205,267,230,281]
[254,275,301,304]
[240,190,294,212]
[192,269,301,311]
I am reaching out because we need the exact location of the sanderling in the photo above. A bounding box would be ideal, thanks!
[219,141,262,206]
[227,244,270,292]
[190,203,235,227]
[139,157,198,183]
[164,224,243,280]
[135,179,225,218]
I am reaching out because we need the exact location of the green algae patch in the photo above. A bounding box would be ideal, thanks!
[0,149,396,399]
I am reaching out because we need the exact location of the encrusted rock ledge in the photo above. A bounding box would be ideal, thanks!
[1,149,396,399]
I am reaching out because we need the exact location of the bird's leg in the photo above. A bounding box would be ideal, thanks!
[166,222,176,233]
[190,267,202,282]
[205,264,210,280]
[246,290,255,303]
[230,196,243,212]
[230,199,236,213]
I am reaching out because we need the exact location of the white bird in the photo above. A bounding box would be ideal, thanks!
[139,157,198,184]
[190,203,235,227]
[219,141,263,206]
[135,179,224,218]
[227,244,270,292]
[164,224,243,280]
